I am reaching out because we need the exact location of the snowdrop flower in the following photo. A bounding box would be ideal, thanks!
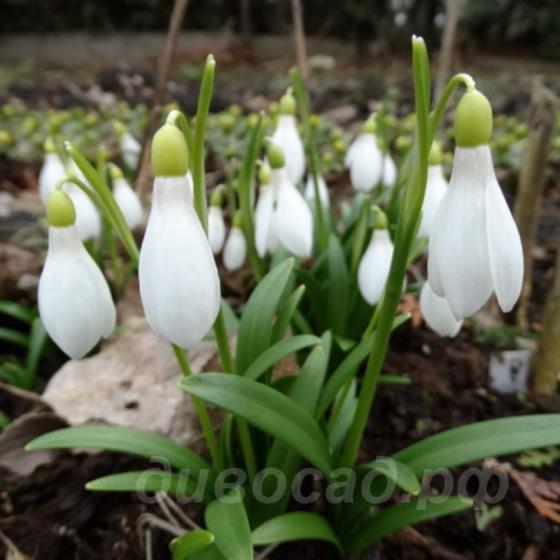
[268,143,313,258]
[208,188,226,255]
[381,153,397,188]
[64,180,101,240]
[110,164,144,230]
[428,90,523,320]
[139,123,220,349]
[254,165,278,257]
[38,190,116,358]
[420,282,462,337]
[120,129,141,170]
[271,89,305,185]
[305,174,330,208]
[223,213,247,271]
[418,142,448,238]
[358,212,394,305]
[346,117,383,192]
[38,138,65,203]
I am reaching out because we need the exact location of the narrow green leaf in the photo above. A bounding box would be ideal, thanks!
[252,512,340,549]
[327,380,357,453]
[205,487,253,560]
[0,361,27,387]
[359,458,421,496]
[181,373,332,474]
[327,235,350,335]
[243,335,320,381]
[379,374,411,385]
[86,470,211,503]
[0,410,9,429]
[393,414,560,477]
[295,268,326,330]
[24,317,48,389]
[272,285,306,342]
[26,425,211,475]
[170,530,215,560]
[0,301,35,323]
[345,497,472,554]
[0,327,29,348]
[235,258,294,375]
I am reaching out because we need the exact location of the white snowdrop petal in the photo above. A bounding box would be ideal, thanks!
[272,171,313,258]
[255,184,275,258]
[430,147,494,319]
[113,177,144,230]
[484,151,524,312]
[186,170,194,198]
[223,227,247,271]
[139,176,220,349]
[64,183,101,240]
[357,229,394,305]
[208,206,226,254]
[349,134,383,192]
[381,154,397,188]
[419,164,448,238]
[420,282,462,337]
[39,154,65,204]
[38,227,116,358]
[272,115,305,184]
[121,132,141,170]
[305,175,330,208]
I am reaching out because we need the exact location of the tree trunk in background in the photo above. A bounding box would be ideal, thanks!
[514,83,557,328]
[291,0,308,80]
[434,0,460,100]
[135,0,189,199]
[533,250,560,394]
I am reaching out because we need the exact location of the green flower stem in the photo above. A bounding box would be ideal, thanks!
[172,344,222,469]
[191,55,215,232]
[340,36,435,469]
[290,67,329,251]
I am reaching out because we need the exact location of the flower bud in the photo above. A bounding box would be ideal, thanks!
[361,116,377,134]
[151,124,189,176]
[309,114,320,128]
[258,163,271,184]
[46,190,76,228]
[373,208,389,230]
[454,90,493,148]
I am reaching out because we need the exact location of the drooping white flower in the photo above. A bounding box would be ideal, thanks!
[418,163,448,238]
[254,183,278,257]
[358,228,394,305]
[346,131,383,192]
[39,191,116,359]
[39,153,65,204]
[419,282,462,337]
[64,181,101,240]
[113,176,144,230]
[139,176,220,349]
[305,174,330,208]
[208,205,226,255]
[223,226,247,271]
[271,167,313,258]
[271,89,305,185]
[428,145,523,319]
[381,154,397,188]
[120,131,141,170]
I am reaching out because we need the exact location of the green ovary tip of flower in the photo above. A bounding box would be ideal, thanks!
[210,186,223,207]
[233,210,243,228]
[428,141,444,165]
[266,142,285,169]
[454,89,493,148]
[43,137,56,154]
[258,162,271,184]
[151,123,189,177]
[373,207,389,230]
[361,116,377,134]
[280,88,296,115]
[109,163,124,180]
[46,190,76,227]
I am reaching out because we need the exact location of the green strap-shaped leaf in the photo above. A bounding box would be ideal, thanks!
[358,458,421,496]
[170,530,215,560]
[205,487,253,560]
[345,497,472,554]
[27,425,210,475]
[327,380,357,453]
[235,258,294,374]
[327,235,350,335]
[181,373,332,474]
[393,414,560,477]
[0,327,29,348]
[252,512,340,549]
[271,285,306,342]
[86,470,212,503]
[0,300,36,323]
[243,335,320,380]
[379,374,411,385]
